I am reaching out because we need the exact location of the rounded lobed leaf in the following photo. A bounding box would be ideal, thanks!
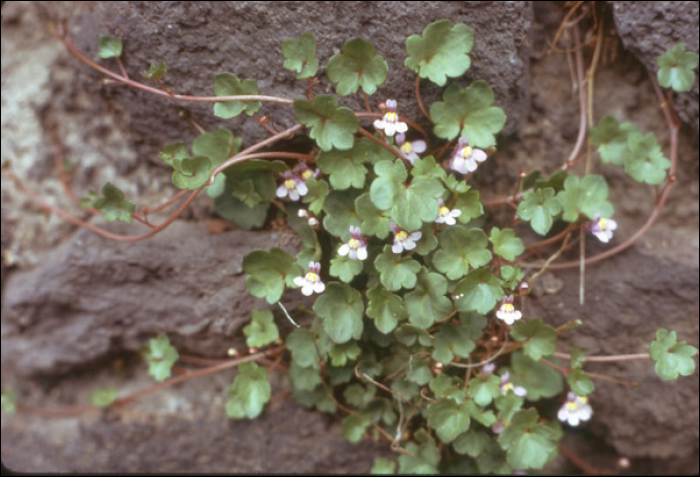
[327,38,388,96]
[282,31,319,79]
[405,19,473,86]
[294,95,360,151]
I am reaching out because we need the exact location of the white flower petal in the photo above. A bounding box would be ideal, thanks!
[392,241,403,254]
[403,240,416,251]
[357,247,368,261]
[384,123,396,136]
[338,244,350,256]
[607,219,618,231]
[472,148,488,162]
[557,407,568,423]
[276,184,288,198]
[289,189,300,201]
[578,405,592,421]
[568,414,581,426]
[412,140,427,153]
[514,386,528,397]
[445,216,456,226]
[293,276,306,287]
[314,281,326,294]
[395,122,408,134]
[373,119,386,130]
[296,181,308,196]
[301,283,314,296]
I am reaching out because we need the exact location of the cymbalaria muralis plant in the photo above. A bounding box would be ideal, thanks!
[2,14,699,474]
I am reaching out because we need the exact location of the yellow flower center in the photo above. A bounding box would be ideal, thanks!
[397,230,408,241]
[579,396,588,404]
[349,238,359,249]
[599,218,607,229]
[301,169,314,180]
[567,401,579,411]
[385,112,398,122]
[440,206,450,216]
[503,303,515,313]
[503,383,514,392]
[461,146,472,158]
[306,272,319,282]
[401,142,414,153]
[285,179,296,189]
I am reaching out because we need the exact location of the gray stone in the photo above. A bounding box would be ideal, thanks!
[612,1,699,133]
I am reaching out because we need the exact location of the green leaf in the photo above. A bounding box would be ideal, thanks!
[286,329,320,369]
[90,387,118,407]
[317,147,369,190]
[397,429,440,474]
[193,128,239,167]
[404,19,473,86]
[303,177,330,214]
[516,188,562,235]
[322,188,362,241]
[243,248,301,304]
[141,62,167,81]
[370,159,408,209]
[567,369,595,396]
[498,409,560,470]
[329,341,362,367]
[412,155,447,181]
[172,156,212,190]
[476,441,511,475]
[590,116,641,166]
[327,38,387,95]
[294,95,360,151]
[468,374,501,406]
[489,227,525,262]
[159,142,190,167]
[510,319,557,361]
[366,285,408,334]
[344,382,377,408]
[407,356,433,386]
[206,174,227,198]
[243,310,280,348]
[510,351,563,401]
[430,81,507,148]
[405,268,453,329]
[432,323,476,364]
[453,189,483,222]
[556,174,614,222]
[649,328,698,380]
[313,282,364,344]
[329,255,364,283]
[1,389,18,414]
[495,393,524,424]
[453,429,491,458]
[214,160,284,229]
[288,362,322,391]
[570,347,586,369]
[341,414,371,443]
[213,73,262,118]
[429,373,460,399]
[142,333,179,382]
[97,35,123,59]
[657,43,699,92]
[371,457,396,475]
[428,399,471,443]
[625,132,671,185]
[79,182,135,223]
[226,362,271,419]
[356,193,391,239]
[433,226,491,280]
[282,31,319,79]
[374,245,421,291]
[454,268,504,315]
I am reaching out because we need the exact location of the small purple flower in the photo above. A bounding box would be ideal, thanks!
[276,170,308,201]
[450,137,488,174]
[498,371,528,397]
[390,221,421,253]
[435,198,462,226]
[293,162,321,182]
[495,295,522,325]
[374,99,408,137]
[338,226,368,261]
[396,134,427,165]
[558,391,593,426]
[587,212,618,243]
[293,261,325,296]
